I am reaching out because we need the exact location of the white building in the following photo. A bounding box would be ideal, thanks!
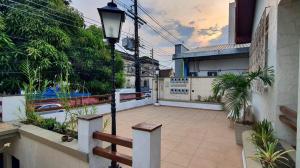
[173,43,250,77]
[232,0,300,164]
[120,51,159,92]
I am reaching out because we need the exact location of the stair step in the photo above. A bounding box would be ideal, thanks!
[280,106,297,118]
[279,115,297,132]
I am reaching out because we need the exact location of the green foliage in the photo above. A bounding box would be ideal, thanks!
[212,67,274,121]
[40,118,57,130]
[252,120,276,150]
[251,120,294,168]
[253,140,294,168]
[199,95,221,103]
[0,0,124,95]
[68,25,124,94]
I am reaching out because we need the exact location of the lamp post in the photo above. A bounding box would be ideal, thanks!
[155,67,160,106]
[98,2,125,168]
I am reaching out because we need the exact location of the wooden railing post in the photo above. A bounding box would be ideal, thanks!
[132,122,162,168]
[78,114,109,168]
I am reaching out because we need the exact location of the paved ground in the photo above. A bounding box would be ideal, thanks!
[103,105,242,168]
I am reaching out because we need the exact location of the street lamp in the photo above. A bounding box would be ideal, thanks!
[98,2,125,168]
[154,67,160,106]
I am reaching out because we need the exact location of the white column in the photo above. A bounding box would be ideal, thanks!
[77,114,108,168]
[132,122,162,168]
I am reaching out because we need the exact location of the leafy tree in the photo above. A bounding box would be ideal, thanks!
[0,0,124,95]
[68,25,124,94]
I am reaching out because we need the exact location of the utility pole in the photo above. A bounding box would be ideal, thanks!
[134,0,141,93]
[151,48,154,76]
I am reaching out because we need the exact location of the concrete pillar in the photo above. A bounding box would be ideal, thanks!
[132,122,162,168]
[1,96,26,122]
[78,114,108,168]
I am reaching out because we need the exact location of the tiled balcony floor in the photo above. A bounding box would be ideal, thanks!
[103,105,242,168]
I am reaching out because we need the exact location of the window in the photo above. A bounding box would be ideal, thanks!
[207,71,218,77]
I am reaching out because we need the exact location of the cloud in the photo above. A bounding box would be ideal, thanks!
[208,25,229,45]
[198,24,220,36]
[165,20,195,42]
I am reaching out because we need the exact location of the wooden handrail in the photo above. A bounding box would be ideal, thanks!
[93,131,133,148]
[280,106,297,118]
[93,147,132,166]
[279,115,297,132]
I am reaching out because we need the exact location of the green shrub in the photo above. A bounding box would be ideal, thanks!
[40,118,57,130]
[253,140,293,168]
[251,119,276,149]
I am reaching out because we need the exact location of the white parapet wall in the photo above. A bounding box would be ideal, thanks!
[41,94,154,123]
[2,124,89,168]
[158,100,223,111]
[1,96,26,122]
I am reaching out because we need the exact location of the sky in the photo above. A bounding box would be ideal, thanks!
[71,0,233,68]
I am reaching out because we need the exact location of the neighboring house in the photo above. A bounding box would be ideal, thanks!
[172,1,250,78]
[120,51,159,91]
[173,43,250,77]
[236,0,300,149]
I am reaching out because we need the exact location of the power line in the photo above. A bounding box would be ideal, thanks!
[2,2,173,63]
[136,1,183,44]
[115,0,177,45]
[5,0,175,57]
[0,3,80,29]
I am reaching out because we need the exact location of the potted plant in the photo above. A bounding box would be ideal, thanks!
[212,67,274,145]
[251,120,294,168]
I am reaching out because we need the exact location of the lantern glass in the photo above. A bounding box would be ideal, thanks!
[101,11,122,39]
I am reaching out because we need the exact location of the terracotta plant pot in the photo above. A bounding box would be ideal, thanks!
[235,122,253,145]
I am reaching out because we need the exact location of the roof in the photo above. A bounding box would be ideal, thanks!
[173,43,250,60]
[118,51,159,66]
[140,56,159,66]
[235,0,256,44]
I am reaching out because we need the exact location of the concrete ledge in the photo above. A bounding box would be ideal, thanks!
[0,123,19,141]
[159,100,223,111]
[242,130,262,168]
[18,124,89,162]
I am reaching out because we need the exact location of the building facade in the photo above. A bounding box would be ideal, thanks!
[120,51,159,92]
[233,0,300,163]
[173,43,250,77]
